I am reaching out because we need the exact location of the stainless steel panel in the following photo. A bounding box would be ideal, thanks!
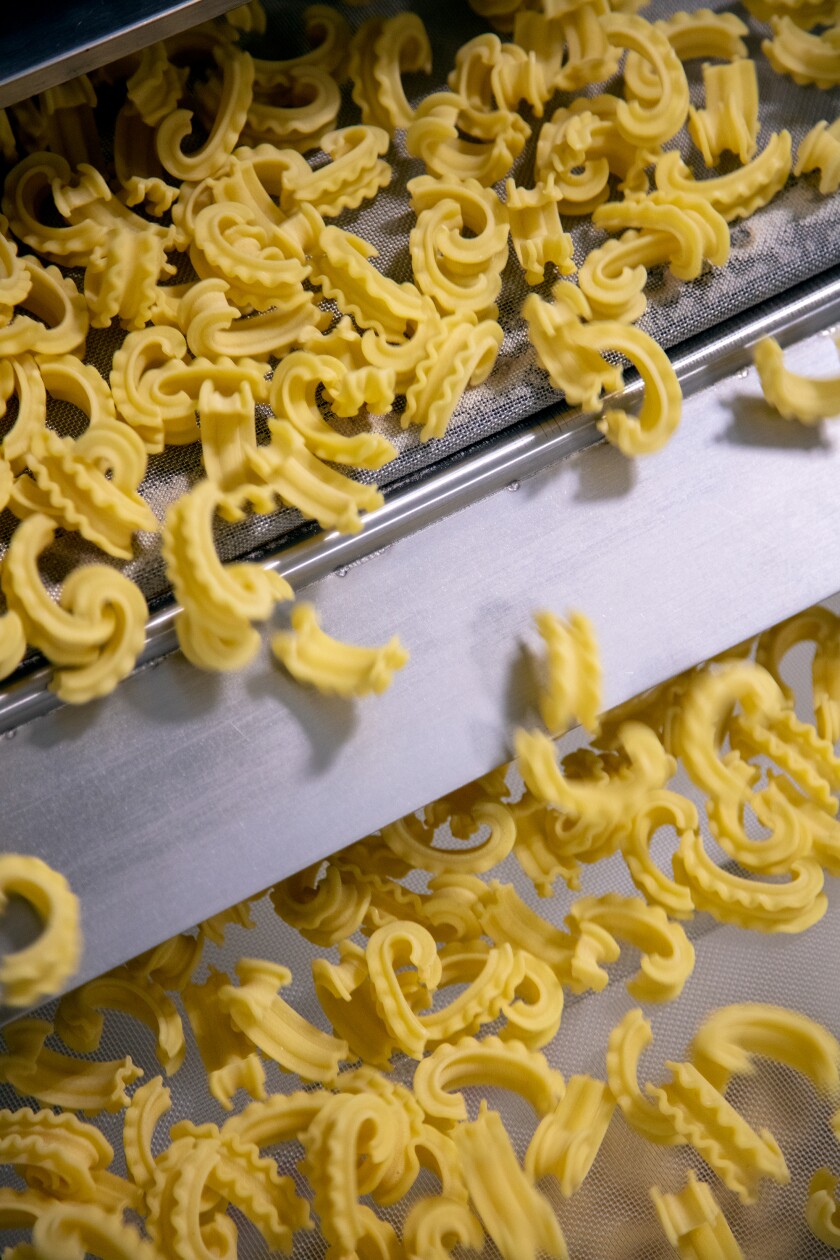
[0,0,242,109]
[3,309,840,1017]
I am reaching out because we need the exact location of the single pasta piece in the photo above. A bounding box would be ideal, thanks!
[795,118,840,194]
[349,13,432,130]
[55,965,186,1076]
[272,602,408,698]
[525,1075,615,1197]
[762,16,840,90]
[806,1168,840,1249]
[0,1017,142,1113]
[754,334,840,423]
[0,854,80,1007]
[688,1002,840,1097]
[651,1172,745,1260]
[688,59,760,166]
[535,608,601,736]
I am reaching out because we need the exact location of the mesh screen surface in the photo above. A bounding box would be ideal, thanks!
[0,0,838,612]
[3,630,840,1256]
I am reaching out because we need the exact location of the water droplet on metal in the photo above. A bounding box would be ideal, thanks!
[507,480,520,492]
[736,368,749,379]
[3,729,16,740]
[335,565,349,578]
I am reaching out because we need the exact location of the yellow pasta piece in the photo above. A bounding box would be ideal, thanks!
[1,515,148,704]
[409,190,507,319]
[178,276,325,363]
[56,965,185,1076]
[313,940,402,1068]
[600,12,689,148]
[272,860,371,946]
[807,1168,840,1249]
[651,1172,745,1260]
[565,892,695,1002]
[0,1017,142,1113]
[505,180,575,286]
[0,1105,114,1203]
[349,13,432,129]
[525,1075,615,1196]
[796,118,840,194]
[147,1124,307,1257]
[161,479,292,673]
[269,350,396,469]
[28,1203,163,1260]
[498,948,565,1049]
[453,1103,569,1260]
[244,421,384,533]
[332,1066,427,1205]
[113,103,180,219]
[403,1196,485,1260]
[689,60,760,166]
[654,132,793,222]
[381,801,515,874]
[182,967,266,1110]
[756,605,840,742]
[763,16,840,90]
[535,608,601,736]
[218,956,348,1081]
[607,1009,789,1202]
[198,63,339,152]
[123,1076,171,1194]
[402,311,503,442]
[673,828,827,933]
[156,43,253,181]
[728,705,840,812]
[620,790,697,918]
[413,1034,565,1129]
[754,334,840,423]
[0,354,46,473]
[0,853,80,1008]
[592,190,731,294]
[271,602,408,698]
[0,213,31,311]
[671,659,784,800]
[128,932,202,993]
[537,96,656,214]
[624,11,749,106]
[126,42,186,128]
[310,222,432,341]
[516,719,674,825]
[277,124,392,219]
[251,3,349,82]
[689,1003,840,1096]
[448,32,547,115]
[190,200,309,311]
[365,920,442,1059]
[406,91,530,186]
[0,1187,57,1235]
[301,1091,402,1260]
[0,258,88,358]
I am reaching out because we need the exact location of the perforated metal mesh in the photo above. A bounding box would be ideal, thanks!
[3,627,840,1256]
[0,0,838,613]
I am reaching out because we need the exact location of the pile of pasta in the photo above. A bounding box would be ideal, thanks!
[0,0,837,706]
[4,599,840,1257]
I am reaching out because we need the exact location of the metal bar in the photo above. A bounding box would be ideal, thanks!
[1,266,839,735]
[0,0,244,110]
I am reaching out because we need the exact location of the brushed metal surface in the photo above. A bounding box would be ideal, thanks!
[2,319,840,1017]
[0,0,242,109]
[3,269,839,734]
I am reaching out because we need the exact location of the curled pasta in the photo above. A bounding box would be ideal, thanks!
[565,893,695,1003]
[123,1076,171,1195]
[0,1017,142,1113]
[272,602,407,698]
[403,1196,484,1260]
[182,967,266,1110]
[252,3,350,82]
[162,479,292,672]
[179,276,326,363]
[754,334,840,424]
[412,1035,565,1129]
[689,1002,840,1097]
[525,1075,615,1197]
[651,1173,745,1260]
[349,13,432,129]
[796,118,840,194]
[156,43,254,181]
[1,514,148,704]
[505,181,575,286]
[278,125,392,218]
[381,802,515,874]
[763,16,840,90]
[55,966,185,1076]
[406,91,530,186]
[402,312,503,442]
[624,11,749,106]
[654,132,793,222]
[0,854,81,1008]
[620,790,697,918]
[807,1169,840,1249]
[601,12,690,148]
[449,32,547,115]
[409,175,508,320]
[271,860,371,946]
[535,608,601,736]
[453,1104,569,1260]
[688,59,761,167]
[28,1203,162,1260]
[0,259,88,358]
[218,957,349,1081]
[311,222,432,341]
[756,605,840,742]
